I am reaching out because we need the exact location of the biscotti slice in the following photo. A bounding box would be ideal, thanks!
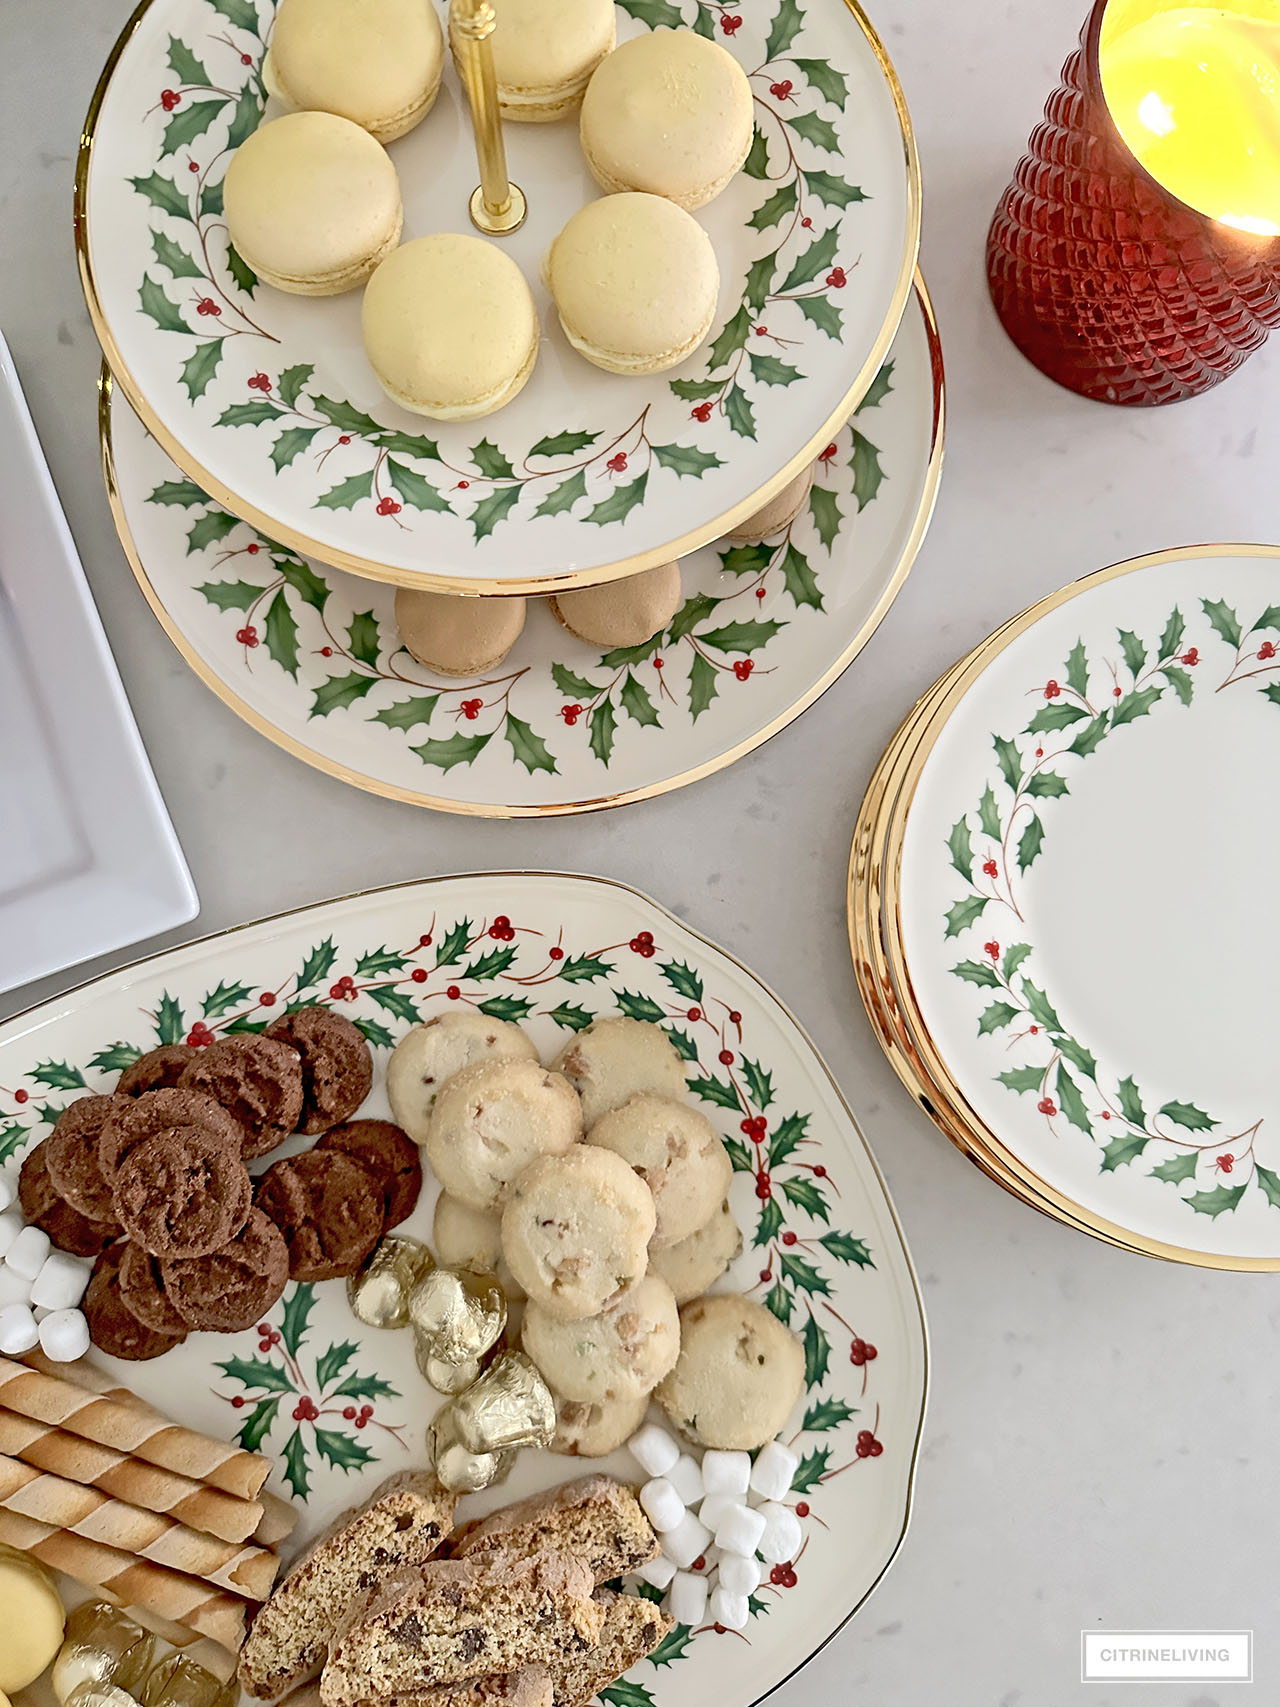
[239,1471,457,1699]
[320,1550,604,1704]
[449,1476,658,1583]
[545,1592,674,1707]
[329,1672,553,1707]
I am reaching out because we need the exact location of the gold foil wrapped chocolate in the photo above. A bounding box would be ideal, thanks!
[428,1402,514,1494]
[415,1343,482,1396]
[453,1352,556,1454]
[408,1265,506,1377]
[52,1604,155,1705]
[347,1235,434,1330]
[139,1654,238,1707]
[64,1685,144,1707]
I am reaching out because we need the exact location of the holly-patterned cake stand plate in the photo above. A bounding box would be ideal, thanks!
[873,546,1280,1270]
[101,278,943,817]
[2,872,928,1707]
[76,0,920,594]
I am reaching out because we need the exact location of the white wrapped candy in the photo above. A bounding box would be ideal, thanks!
[713,1502,767,1558]
[31,1252,91,1313]
[629,1423,679,1479]
[0,1211,23,1261]
[700,1448,751,1496]
[38,1309,90,1363]
[716,1551,763,1596]
[639,1478,684,1534]
[6,1225,51,1279]
[666,1454,704,1507]
[0,1302,39,1354]
[755,1501,803,1564]
[667,1570,707,1628]
[709,1587,749,1630]
[633,1553,676,1591]
[750,1440,799,1503]
[660,1510,711,1570]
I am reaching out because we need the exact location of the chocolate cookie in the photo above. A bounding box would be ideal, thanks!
[112,1126,252,1260]
[256,1150,384,1281]
[84,1246,187,1361]
[117,1044,197,1097]
[162,1208,289,1333]
[179,1036,304,1160]
[316,1119,422,1229]
[265,1006,374,1135]
[18,1142,120,1258]
[99,1087,248,1177]
[45,1095,128,1223]
[118,1241,190,1337]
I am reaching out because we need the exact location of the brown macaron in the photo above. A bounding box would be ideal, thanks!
[265,1006,374,1135]
[117,1045,198,1097]
[179,1036,305,1160]
[315,1118,423,1228]
[18,1142,120,1258]
[256,1150,385,1281]
[44,1096,128,1223]
[84,1246,188,1362]
[549,562,682,650]
[394,587,527,677]
[721,465,814,543]
[111,1126,253,1261]
[162,1208,291,1334]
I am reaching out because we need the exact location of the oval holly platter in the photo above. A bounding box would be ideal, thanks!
[77,0,920,591]
[4,874,926,1707]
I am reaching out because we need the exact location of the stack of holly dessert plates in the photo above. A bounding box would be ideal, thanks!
[849,545,1280,1271]
[78,0,942,813]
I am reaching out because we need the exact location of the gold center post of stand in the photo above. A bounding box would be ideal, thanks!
[452,0,527,235]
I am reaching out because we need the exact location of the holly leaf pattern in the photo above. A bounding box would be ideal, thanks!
[802,1312,830,1387]
[789,113,839,152]
[780,542,822,609]
[310,673,377,718]
[777,226,839,294]
[766,0,803,56]
[534,470,588,517]
[619,672,660,728]
[263,589,299,677]
[947,817,973,882]
[749,185,797,232]
[1201,597,1242,647]
[1150,1150,1200,1187]
[944,895,988,938]
[1100,1131,1149,1171]
[589,700,616,765]
[129,171,191,222]
[504,714,557,775]
[688,651,718,721]
[1158,1101,1216,1132]
[585,474,648,527]
[849,430,884,509]
[803,1396,855,1431]
[1055,1064,1092,1136]
[809,485,842,551]
[139,275,189,335]
[529,431,597,459]
[1186,1182,1248,1218]
[1017,813,1045,872]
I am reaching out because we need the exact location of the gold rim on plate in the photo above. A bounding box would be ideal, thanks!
[76,0,923,595]
[852,544,1280,1270]
[99,272,945,818]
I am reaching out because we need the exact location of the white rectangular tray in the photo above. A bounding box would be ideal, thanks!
[0,333,196,994]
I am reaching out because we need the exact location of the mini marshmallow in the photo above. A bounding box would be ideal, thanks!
[667,1570,708,1628]
[713,1502,767,1558]
[0,1265,32,1308]
[0,1303,39,1355]
[698,1493,737,1534]
[5,1225,51,1280]
[37,1308,90,1362]
[640,1478,685,1534]
[750,1440,800,1502]
[629,1423,680,1479]
[756,1501,803,1564]
[709,1587,749,1630]
[0,1211,22,1261]
[30,1251,91,1313]
[633,1553,677,1591]
[661,1510,711,1570]
[700,1448,751,1497]
[716,1550,764,1596]
[666,1454,704,1507]
[0,1175,14,1214]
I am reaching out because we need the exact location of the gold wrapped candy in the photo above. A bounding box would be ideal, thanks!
[453,1352,555,1455]
[428,1402,514,1494]
[347,1235,434,1330]
[139,1654,237,1707]
[65,1685,144,1707]
[415,1344,482,1396]
[409,1266,506,1391]
[53,1604,155,1705]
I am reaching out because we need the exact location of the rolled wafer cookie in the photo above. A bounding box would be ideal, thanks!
[0,1507,248,1650]
[0,1355,269,1499]
[254,1492,300,1548]
[0,1408,263,1545]
[0,1454,279,1598]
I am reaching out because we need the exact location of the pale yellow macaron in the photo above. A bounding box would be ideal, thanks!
[545,193,718,376]
[550,562,683,647]
[449,0,615,122]
[264,0,445,142]
[363,234,540,420]
[723,465,815,542]
[579,29,754,209]
[395,588,528,676]
[224,111,403,296]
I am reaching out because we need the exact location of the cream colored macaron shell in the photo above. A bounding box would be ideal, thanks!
[580,30,754,210]
[546,194,719,375]
[395,587,528,677]
[451,0,616,121]
[550,561,683,647]
[265,0,445,142]
[363,235,540,420]
[224,111,403,295]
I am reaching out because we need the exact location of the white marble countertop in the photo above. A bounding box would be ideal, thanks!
[3,3,1279,1703]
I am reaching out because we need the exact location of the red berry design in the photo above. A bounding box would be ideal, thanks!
[319,645,333,657]
[768,79,793,100]
[1044,679,1061,699]
[419,934,433,946]
[653,657,664,670]
[719,1048,734,1065]
[760,1268,772,1282]
[339,435,352,445]
[561,702,583,725]
[188,160,200,173]
[1182,648,1199,665]
[1100,1110,1110,1119]
[412,967,428,983]
[375,497,402,517]
[329,983,345,1000]
[770,1565,787,1585]
[549,946,564,960]
[984,941,1000,960]
[729,1011,741,1024]
[1029,1024,1039,1035]
[812,1164,826,1177]
[489,915,512,939]
[246,542,260,554]
[607,453,628,473]
[343,1406,357,1420]
[855,1430,883,1458]
[446,984,461,1000]
[755,1169,771,1200]
[826,267,847,288]
[1113,686,1123,697]
[982,858,998,877]
[248,373,271,392]
[231,1394,245,1408]
[196,297,221,315]
[733,659,753,681]
[186,1022,213,1048]
[850,1338,869,1366]
[259,991,276,1006]
[782,1567,798,1586]
[756,587,767,599]
[457,479,469,489]
[691,402,713,422]
[800,216,812,227]
[1035,746,1044,759]
[720,12,742,30]
[235,625,258,647]
[1037,1097,1057,1116]
[1259,641,1276,660]
[754,325,768,337]
[818,443,838,461]
[160,89,180,111]
[687,1007,702,1021]
[782,1231,797,1247]
[461,698,483,720]
[795,1502,809,1517]
[13,1089,28,1105]
[692,1555,706,1572]
[241,52,253,64]
[1217,1152,1235,1173]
